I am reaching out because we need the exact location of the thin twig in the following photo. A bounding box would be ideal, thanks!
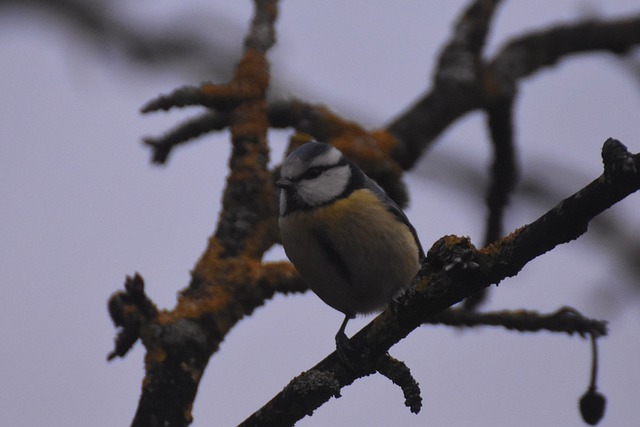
[428,307,607,337]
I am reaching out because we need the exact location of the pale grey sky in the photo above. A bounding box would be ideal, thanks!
[1,1,639,426]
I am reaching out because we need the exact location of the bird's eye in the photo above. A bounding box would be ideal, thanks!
[304,167,323,180]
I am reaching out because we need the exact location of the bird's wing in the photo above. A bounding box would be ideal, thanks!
[363,176,425,259]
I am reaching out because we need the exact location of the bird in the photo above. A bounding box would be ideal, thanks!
[276,141,424,364]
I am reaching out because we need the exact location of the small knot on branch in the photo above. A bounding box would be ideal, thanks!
[553,306,608,338]
[427,235,480,276]
[602,138,638,182]
[107,273,158,360]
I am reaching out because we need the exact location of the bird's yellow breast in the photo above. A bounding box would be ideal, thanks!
[312,189,391,223]
[279,188,420,315]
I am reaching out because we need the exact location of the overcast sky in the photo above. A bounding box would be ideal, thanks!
[1,1,640,426]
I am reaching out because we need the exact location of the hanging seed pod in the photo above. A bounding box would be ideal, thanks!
[579,386,606,425]
[578,333,606,425]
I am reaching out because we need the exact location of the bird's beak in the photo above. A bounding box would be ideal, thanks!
[276,177,293,189]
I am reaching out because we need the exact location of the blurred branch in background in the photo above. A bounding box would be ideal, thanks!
[0,0,241,80]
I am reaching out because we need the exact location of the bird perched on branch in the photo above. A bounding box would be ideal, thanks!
[277,141,424,364]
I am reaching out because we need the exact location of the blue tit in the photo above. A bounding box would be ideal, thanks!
[276,141,424,360]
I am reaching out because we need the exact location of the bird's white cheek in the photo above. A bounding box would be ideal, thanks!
[299,165,350,206]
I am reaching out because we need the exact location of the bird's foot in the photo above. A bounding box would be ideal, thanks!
[335,330,364,371]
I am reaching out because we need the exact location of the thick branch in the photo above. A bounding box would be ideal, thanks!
[120,2,284,427]
[490,15,640,83]
[387,0,503,169]
[387,13,640,170]
[240,138,639,426]
[388,10,640,312]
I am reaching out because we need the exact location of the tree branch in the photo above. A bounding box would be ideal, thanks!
[387,0,503,169]
[0,0,241,80]
[490,15,640,83]
[387,9,640,170]
[108,2,286,426]
[428,307,607,337]
[240,138,639,426]
[375,354,422,414]
[464,93,517,310]
[142,110,230,164]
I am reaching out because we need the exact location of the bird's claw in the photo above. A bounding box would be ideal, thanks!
[335,331,364,371]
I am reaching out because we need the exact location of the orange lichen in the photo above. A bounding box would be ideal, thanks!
[442,235,466,246]
[282,105,403,182]
[231,101,269,137]
[371,129,400,156]
[142,375,150,389]
[288,133,314,151]
[181,361,203,383]
[260,261,298,283]
[480,226,524,257]
[242,217,279,259]
[162,247,267,326]
[199,83,240,99]
[168,286,234,321]
[325,119,367,139]
[329,129,402,173]
[193,237,225,275]
[225,158,271,188]
[263,0,278,23]
[199,50,269,104]
[334,135,394,166]
[183,405,194,425]
[280,104,405,182]
[234,48,270,93]
[146,345,167,365]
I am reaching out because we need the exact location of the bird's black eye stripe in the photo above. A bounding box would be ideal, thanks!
[299,158,348,181]
[302,166,325,180]
[286,158,349,183]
